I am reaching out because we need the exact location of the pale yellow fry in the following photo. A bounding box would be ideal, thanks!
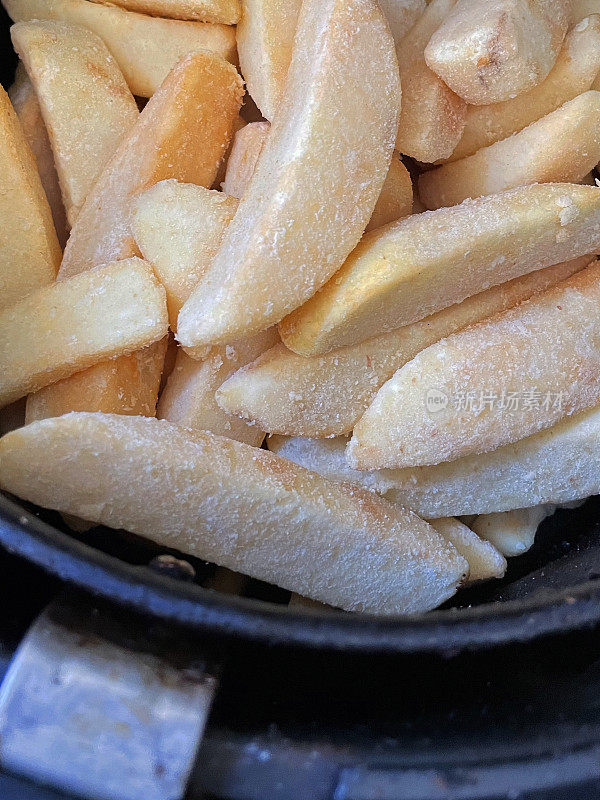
[236,0,302,121]
[0,258,167,407]
[425,0,570,105]
[0,413,469,614]
[158,328,279,446]
[212,113,245,191]
[280,184,600,356]
[132,180,239,329]
[222,120,269,198]
[0,84,60,310]
[378,0,425,43]
[25,339,167,422]
[350,261,600,470]
[9,63,68,247]
[217,258,588,437]
[395,0,466,162]
[471,507,554,557]
[176,0,400,352]
[90,0,240,22]
[2,0,237,97]
[365,153,413,232]
[427,518,506,582]
[59,51,243,279]
[449,16,600,162]
[267,435,505,583]
[420,92,600,210]
[269,416,600,519]
[12,20,139,226]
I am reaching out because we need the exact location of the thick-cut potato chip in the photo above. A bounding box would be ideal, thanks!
[349,261,600,470]
[425,0,570,105]
[365,153,413,232]
[158,328,279,446]
[25,339,167,422]
[395,0,466,162]
[0,84,60,310]
[420,92,600,209]
[9,63,68,247]
[280,184,600,356]
[176,0,400,351]
[90,0,240,23]
[0,413,469,614]
[0,258,167,407]
[132,180,238,329]
[222,121,269,198]
[3,0,237,97]
[236,0,302,120]
[448,16,600,161]
[217,258,589,437]
[60,52,243,279]
[269,413,600,517]
[12,20,139,226]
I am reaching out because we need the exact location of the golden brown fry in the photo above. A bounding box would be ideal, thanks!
[236,0,302,120]
[395,0,467,162]
[157,328,279,445]
[217,257,589,437]
[349,261,600,469]
[3,0,237,97]
[365,153,413,232]
[176,0,400,352]
[221,120,269,198]
[11,20,139,226]
[0,413,469,614]
[9,63,68,247]
[425,0,570,105]
[449,16,600,161]
[25,339,167,422]
[0,258,168,407]
[90,0,240,22]
[419,92,600,210]
[280,184,600,356]
[132,180,239,329]
[0,84,60,310]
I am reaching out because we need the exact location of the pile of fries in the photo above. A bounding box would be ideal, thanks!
[1,0,600,615]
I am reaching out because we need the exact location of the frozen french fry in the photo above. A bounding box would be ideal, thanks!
[428,518,506,582]
[236,0,302,120]
[132,180,239,329]
[60,52,243,278]
[0,83,60,310]
[379,0,425,44]
[2,0,237,97]
[269,411,600,518]
[365,153,413,232]
[217,257,588,437]
[349,260,600,470]
[0,258,168,407]
[157,328,279,445]
[280,184,600,356]
[419,92,600,210]
[395,0,466,162]
[0,413,469,614]
[471,506,555,557]
[221,120,269,198]
[11,20,139,226]
[25,339,167,422]
[424,0,570,105]
[176,0,400,353]
[267,435,505,582]
[449,16,600,162]
[90,0,240,23]
[212,113,245,191]
[9,63,68,247]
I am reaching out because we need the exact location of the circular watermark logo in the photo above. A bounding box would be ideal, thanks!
[425,388,449,413]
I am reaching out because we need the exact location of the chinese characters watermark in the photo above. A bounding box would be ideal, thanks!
[425,388,564,414]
